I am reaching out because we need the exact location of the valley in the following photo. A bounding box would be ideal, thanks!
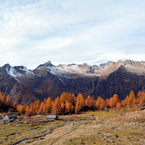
[0,59,145,144]
[1,1,145,144]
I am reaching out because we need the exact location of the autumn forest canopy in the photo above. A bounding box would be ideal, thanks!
[0,90,145,116]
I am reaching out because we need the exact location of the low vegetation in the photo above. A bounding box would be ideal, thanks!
[0,109,144,145]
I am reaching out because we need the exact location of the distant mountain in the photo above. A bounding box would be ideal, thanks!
[1,59,145,104]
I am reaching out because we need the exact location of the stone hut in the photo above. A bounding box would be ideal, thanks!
[3,113,17,120]
[0,115,3,120]
[47,115,59,120]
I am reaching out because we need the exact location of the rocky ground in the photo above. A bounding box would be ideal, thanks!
[0,109,145,145]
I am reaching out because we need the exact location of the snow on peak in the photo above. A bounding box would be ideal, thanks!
[47,63,100,77]
[18,66,35,75]
[6,65,34,78]
[6,66,22,78]
[35,61,119,77]
[99,61,115,70]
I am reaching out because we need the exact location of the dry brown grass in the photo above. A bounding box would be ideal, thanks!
[0,110,145,145]
[27,110,145,145]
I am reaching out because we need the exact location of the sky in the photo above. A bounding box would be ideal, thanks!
[0,0,145,69]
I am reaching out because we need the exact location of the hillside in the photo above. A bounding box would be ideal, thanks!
[1,60,145,104]
[0,109,145,145]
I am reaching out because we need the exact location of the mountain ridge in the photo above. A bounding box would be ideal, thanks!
[3,59,145,79]
[1,59,145,104]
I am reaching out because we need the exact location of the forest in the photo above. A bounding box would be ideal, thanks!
[0,90,145,116]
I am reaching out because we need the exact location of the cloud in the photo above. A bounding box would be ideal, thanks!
[0,0,145,68]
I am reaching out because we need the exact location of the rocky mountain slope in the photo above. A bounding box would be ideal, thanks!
[1,60,145,104]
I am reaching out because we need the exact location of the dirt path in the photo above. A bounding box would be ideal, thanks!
[13,121,67,145]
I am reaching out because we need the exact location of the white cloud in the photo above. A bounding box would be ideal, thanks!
[32,37,73,50]
[0,0,145,68]
[0,38,20,48]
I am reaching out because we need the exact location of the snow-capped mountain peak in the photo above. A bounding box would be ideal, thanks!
[6,65,22,78]
[6,65,34,79]
[6,59,145,80]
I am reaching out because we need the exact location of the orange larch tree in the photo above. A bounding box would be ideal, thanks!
[127,90,135,107]
[96,96,105,110]
[116,102,122,109]
[75,93,85,113]
[51,97,62,115]
[108,94,120,108]
[85,95,94,109]
[60,92,68,103]
[138,91,145,107]
[44,97,52,113]
[65,101,73,113]
[16,105,26,114]
[37,102,44,115]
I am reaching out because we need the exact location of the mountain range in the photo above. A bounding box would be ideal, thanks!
[1,59,145,104]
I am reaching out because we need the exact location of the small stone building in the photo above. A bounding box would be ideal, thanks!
[47,115,58,120]
[3,113,17,120]
[0,115,3,120]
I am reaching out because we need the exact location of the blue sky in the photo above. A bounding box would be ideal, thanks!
[0,0,145,69]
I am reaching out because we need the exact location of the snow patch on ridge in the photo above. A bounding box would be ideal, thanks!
[19,67,35,76]
[6,66,22,83]
[6,66,22,78]
[6,65,35,80]
[47,63,99,77]
[36,61,117,78]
